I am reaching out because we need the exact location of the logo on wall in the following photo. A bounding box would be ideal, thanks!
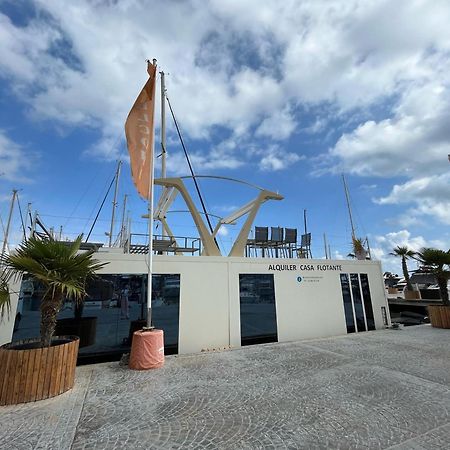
[297,276,303,283]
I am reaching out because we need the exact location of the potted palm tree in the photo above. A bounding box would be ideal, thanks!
[0,235,107,405]
[415,247,450,328]
[390,246,419,300]
[348,237,369,260]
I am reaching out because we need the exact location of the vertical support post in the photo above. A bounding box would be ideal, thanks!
[323,233,328,259]
[109,160,122,247]
[147,58,158,328]
[2,189,17,255]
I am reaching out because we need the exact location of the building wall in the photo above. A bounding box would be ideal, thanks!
[0,250,390,351]
[0,279,21,346]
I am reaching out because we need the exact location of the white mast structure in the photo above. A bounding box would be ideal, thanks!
[342,174,356,241]
[108,160,122,247]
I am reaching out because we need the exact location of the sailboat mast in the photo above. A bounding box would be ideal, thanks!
[323,233,328,259]
[108,160,122,247]
[119,194,128,247]
[1,189,17,255]
[342,174,356,241]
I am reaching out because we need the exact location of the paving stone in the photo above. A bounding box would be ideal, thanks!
[1,325,450,449]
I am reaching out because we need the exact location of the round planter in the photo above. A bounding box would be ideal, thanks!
[428,305,450,329]
[404,290,421,300]
[55,317,97,348]
[0,336,79,406]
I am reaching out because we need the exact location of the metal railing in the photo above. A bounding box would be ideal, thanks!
[124,233,201,255]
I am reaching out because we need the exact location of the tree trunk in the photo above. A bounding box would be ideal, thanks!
[402,256,413,291]
[40,291,63,347]
[74,299,84,320]
[437,275,450,306]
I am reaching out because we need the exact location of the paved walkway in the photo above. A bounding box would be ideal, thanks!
[1,325,450,449]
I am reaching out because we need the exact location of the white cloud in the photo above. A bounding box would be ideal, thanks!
[0,0,448,168]
[371,229,449,273]
[327,83,450,176]
[166,150,244,177]
[259,147,303,171]
[376,174,450,225]
[0,130,35,182]
[217,226,229,237]
[255,107,297,140]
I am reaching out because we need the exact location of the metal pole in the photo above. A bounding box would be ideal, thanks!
[342,174,356,241]
[147,58,157,329]
[160,70,167,245]
[160,70,167,179]
[24,203,31,238]
[366,237,372,259]
[2,189,17,255]
[108,160,122,247]
[323,233,328,259]
[303,209,307,236]
[30,211,37,239]
[119,194,128,247]
[127,214,131,253]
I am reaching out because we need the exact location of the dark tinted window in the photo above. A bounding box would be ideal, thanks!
[13,274,180,362]
[239,274,277,346]
[360,274,375,330]
[350,273,366,332]
[340,273,355,333]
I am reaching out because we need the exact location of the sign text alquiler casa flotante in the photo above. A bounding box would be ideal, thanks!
[268,264,343,272]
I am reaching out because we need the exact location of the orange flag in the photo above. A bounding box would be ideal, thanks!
[125,61,157,199]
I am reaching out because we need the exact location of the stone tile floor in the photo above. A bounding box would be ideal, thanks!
[1,325,450,449]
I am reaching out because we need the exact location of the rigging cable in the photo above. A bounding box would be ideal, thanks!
[85,172,116,242]
[165,94,216,238]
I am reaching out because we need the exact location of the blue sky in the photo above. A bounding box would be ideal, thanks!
[0,0,449,274]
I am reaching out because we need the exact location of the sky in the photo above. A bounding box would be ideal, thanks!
[0,0,449,275]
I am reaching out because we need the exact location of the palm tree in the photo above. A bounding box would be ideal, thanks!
[389,246,416,291]
[348,237,368,260]
[415,248,450,306]
[2,235,107,347]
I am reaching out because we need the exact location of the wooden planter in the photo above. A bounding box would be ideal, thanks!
[0,336,79,406]
[428,305,450,329]
[404,290,421,300]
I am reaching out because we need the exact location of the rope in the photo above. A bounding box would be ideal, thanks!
[165,94,216,237]
[85,172,116,242]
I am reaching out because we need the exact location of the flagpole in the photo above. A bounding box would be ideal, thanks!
[146,58,157,329]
